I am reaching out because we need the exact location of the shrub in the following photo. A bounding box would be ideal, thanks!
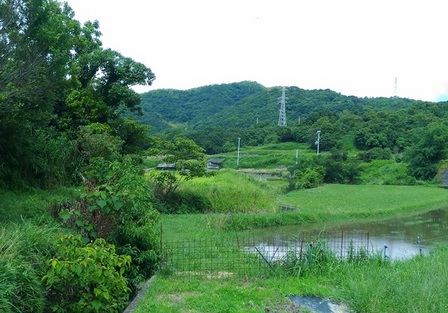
[58,157,160,290]
[359,160,416,185]
[293,167,325,190]
[43,235,131,313]
[358,147,392,162]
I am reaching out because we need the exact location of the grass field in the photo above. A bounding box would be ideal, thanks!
[143,180,448,313]
[136,244,448,313]
[212,142,319,169]
[162,183,448,240]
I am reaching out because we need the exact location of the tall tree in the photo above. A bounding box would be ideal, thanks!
[0,0,156,187]
[0,0,81,187]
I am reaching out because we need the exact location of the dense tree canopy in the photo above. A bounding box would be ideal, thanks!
[0,0,155,188]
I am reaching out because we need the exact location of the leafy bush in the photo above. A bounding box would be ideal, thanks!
[358,147,392,162]
[295,167,325,189]
[58,157,160,290]
[43,235,131,313]
[359,160,416,185]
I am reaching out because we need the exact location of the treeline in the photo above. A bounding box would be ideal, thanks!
[138,82,422,133]
[140,83,448,182]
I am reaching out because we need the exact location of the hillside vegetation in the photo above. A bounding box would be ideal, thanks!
[138,82,448,184]
[3,1,448,310]
[138,81,421,132]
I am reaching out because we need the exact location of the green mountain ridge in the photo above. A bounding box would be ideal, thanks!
[137,81,424,133]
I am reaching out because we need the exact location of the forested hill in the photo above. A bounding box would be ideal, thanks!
[138,81,422,133]
[138,81,265,132]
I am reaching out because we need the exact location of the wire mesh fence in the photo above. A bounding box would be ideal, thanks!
[161,230,371,279]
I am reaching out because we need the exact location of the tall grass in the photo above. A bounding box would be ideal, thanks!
[181,170,278,213]
[0,187,79,224]
[359,159,415,185]
[339,245,448,312]
[0,222,60,313]
[138,244,448,313]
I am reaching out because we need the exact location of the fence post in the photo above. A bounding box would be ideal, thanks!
[308,242,313,267]
[383,245,388,261]
[417,236,422,256]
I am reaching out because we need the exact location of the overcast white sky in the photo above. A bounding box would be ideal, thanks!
[65,0,448,102]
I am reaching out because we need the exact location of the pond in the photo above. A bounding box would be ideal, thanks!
[250,208,448,260]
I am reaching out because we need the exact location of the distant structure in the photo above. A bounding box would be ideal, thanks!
[394,77,398,98]
[278,86,287,126]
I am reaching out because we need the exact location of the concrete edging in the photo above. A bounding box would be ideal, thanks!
[123,275,157,313]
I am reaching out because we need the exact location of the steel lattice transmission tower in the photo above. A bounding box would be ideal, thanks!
[278,86,287,126]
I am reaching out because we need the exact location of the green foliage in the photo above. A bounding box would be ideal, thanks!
[292,167,325,190]
[0,0,155,188]
[404,123,448,180]
[0,125,78,189]
[180,170,278,214]
[359,160,416,185]
[138,81,265,132]
[43,235,131,313]
[148,137,207,201]
[0,187,79,223]
[287,151,360,190]
[319,150,361,184]
[358,147,392,162]
[156,189,213,214]
[0,222,58,313]
[110,117,153,154]
[77,124,124,164]
[140,83,421,134]
[58,157,160,288]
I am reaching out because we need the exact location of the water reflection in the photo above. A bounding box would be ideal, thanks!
[249,208,448,260]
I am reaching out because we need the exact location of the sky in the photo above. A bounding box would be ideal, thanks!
[65,0,448,102]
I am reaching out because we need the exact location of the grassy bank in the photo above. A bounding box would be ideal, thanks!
[136,244,448,312]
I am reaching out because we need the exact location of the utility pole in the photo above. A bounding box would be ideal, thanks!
[278,86,287,126]
[237,137,241,166]
[315,130,321,155]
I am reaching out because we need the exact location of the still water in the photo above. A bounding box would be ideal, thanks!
[250,208,448,260]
